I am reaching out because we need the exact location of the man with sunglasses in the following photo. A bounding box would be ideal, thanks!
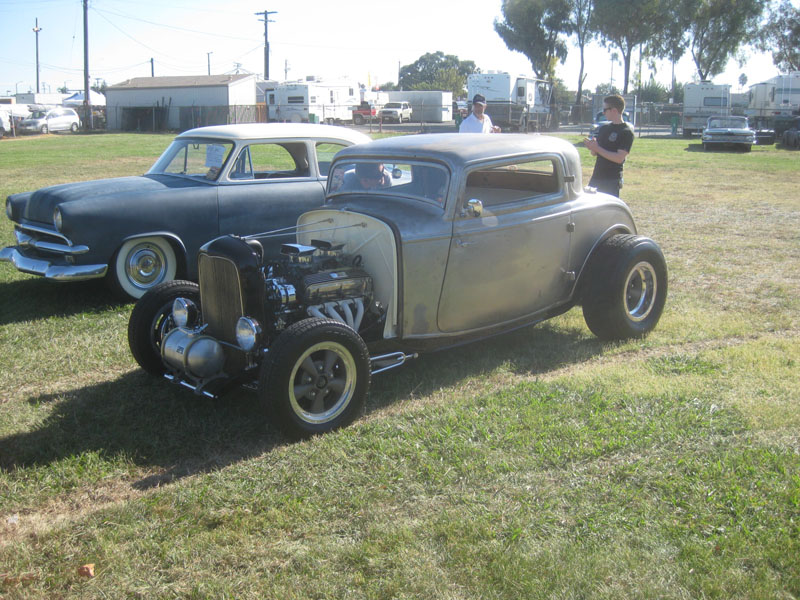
[584,94,633,197]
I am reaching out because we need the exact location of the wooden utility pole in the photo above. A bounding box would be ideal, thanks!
[255,10,277,80]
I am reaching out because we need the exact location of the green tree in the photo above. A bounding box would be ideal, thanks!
[755,0,800,72]
[686,0,765,80]
[398,52,477,96]
[494,0,572,81]
[633,77,669,103]
[567,0,594,105]
[591,0,662,94]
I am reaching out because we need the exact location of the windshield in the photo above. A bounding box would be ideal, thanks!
[29,111,47,119]
[148,138,234,181]
[708,117,748,129]
[328,159,449,207]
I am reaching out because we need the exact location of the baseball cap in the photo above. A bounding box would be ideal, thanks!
[472,94,487,106]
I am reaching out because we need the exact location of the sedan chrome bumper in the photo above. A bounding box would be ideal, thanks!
[0,246,108,281]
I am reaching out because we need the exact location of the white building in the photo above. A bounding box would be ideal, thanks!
[105,74,257,131]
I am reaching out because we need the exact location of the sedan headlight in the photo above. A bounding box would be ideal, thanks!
[235,316,261,352]
[172,298,198,328]
[53,207,63,231]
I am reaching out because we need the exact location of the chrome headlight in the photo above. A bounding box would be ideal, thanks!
[53,207,63,231]
[235,316,261,352]
[172,297,198,328]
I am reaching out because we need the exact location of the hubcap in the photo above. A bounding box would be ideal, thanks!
[289,341,356,424]
[624,261,657,322]
[126,243,167,289]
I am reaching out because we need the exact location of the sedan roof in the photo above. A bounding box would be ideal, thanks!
[177,123,371,145]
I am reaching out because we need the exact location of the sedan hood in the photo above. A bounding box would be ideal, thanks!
[12,174,208,225]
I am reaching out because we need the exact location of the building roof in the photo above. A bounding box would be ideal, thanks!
[108,74,254,90]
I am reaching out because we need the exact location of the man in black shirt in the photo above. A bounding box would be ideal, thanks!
[585,94,633,197]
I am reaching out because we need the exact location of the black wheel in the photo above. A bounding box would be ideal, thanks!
[354,114,364,125]
[581,234,667,341]
[260,318,370,438]
[128,280,200,375]
[70,122,78,133]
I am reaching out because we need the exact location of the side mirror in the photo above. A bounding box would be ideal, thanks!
[465,198,483,217]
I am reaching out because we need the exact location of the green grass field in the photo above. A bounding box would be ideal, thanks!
[1,131,798,598]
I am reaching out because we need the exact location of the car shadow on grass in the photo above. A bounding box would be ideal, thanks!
[0,278,129,325]
[0,320,604,488]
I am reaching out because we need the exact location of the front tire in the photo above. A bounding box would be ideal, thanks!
[260,318,370,439]
[582,235,668,341]
[128,280,200,375]
[109,236,178,299]
[70,122,78,133]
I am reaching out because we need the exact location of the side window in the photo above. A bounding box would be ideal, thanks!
[229,143,309,180]
[465,159,559,208]
[315,142,347,176]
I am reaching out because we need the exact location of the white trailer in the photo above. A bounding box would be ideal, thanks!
[682,82,731,137]
[467,72,552,131]
[385,90,453,122]
[271,78,359,124]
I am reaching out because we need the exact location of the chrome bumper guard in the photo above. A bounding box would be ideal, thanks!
[0,246,108,281]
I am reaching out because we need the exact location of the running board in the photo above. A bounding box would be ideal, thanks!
[370,351,418,375]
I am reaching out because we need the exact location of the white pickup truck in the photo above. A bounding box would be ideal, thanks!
[379,101,412,123]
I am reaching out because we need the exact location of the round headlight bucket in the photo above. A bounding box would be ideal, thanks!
[172,297,198,328]
[5,199,13,220]
[53,207,63,231]
[236,316,261,352]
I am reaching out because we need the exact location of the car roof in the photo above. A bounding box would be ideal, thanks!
[335,133,580,168]
[176,123,371,145]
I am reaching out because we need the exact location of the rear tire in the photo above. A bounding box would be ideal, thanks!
[128,280,200,375]
[70,122,78,133]
[582,235,668,341]
[260,318,370,439]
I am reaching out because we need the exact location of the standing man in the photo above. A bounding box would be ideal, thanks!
[584,94,633,197]
[459,94,501,133]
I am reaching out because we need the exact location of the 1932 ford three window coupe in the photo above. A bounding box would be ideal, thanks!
[128,133,668,438]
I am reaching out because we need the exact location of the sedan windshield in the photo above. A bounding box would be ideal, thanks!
[707,117,748,129]
[328,160,449,207]
[148,139,234,181]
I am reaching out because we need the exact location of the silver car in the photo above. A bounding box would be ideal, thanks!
[128,133,668,438]
[18,107,81,134]
[701,116,755,152]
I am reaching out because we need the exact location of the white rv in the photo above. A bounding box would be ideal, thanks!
[746,72,800,124]
[466,72,552,131]
[270,78,359,124]
[682,82,731,137]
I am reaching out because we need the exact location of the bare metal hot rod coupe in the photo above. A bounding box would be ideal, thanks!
[128,133,668,438]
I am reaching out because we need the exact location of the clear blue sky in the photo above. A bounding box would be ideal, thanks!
[0,0,789,97]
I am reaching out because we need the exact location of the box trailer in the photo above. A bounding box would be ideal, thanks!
[466,73,552,131]
[271,78,359,124]
[745,72,800,137]
[682,82,731,137]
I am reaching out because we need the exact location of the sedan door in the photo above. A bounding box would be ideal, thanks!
[438,156,573,333]
[217,141,326,256]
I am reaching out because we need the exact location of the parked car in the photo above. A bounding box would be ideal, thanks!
[781,117,800,149]
[1,123,371,299]
[379,101,412,123]
[18,107,81,134]
[589,110,632,137]
[128,133,668,438]
[351,101,378,125]
[701,116,755,152]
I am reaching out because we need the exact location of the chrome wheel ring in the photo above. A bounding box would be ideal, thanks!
[288,341,357,424]
[624,261,657,322]
[125,242,168,290]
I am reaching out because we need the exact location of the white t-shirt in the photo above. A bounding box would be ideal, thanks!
[459,112,495,133]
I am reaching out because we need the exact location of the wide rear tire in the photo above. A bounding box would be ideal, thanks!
[260,318,370,439]
[128,280,200,375]
[582,235,668,341]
